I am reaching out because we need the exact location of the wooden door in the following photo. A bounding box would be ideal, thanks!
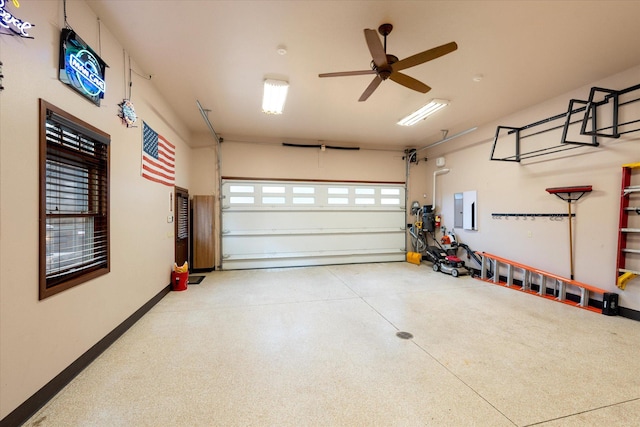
[175,187,189,267]
[192,195,215,270]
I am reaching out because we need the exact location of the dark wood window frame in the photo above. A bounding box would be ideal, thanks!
[39,99,110,300]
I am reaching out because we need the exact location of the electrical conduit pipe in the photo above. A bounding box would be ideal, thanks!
[433,168,450,210]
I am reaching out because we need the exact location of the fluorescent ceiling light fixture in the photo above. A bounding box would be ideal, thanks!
[397,99,449,126]
[262,79,289,114]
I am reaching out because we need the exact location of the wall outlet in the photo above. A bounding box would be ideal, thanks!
[167,215,174,223]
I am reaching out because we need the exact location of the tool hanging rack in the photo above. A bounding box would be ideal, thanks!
[491,212,574,220]
[491,83,640,162]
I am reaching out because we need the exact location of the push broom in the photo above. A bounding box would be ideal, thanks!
[546,185,592,280]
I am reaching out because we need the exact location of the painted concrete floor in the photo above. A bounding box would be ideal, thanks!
[24,262,640,426]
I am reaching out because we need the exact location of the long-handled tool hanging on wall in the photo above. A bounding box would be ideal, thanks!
[546,185,593,280]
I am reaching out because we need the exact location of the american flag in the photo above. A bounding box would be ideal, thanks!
[141,121,175,186]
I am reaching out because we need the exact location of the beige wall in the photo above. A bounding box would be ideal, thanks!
[0,1,193,419]
[219,140,406,182]
[2,0,640,421]
[188,132,218,196]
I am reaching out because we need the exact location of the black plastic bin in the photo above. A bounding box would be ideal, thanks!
[602,292,619,316]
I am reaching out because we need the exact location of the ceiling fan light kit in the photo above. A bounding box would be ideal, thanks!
[397,99,449,126]
[319,23,457,102]
[262,79,289,114]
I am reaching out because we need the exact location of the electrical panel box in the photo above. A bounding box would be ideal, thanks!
[453,191,478,231]
[423,212,435,232]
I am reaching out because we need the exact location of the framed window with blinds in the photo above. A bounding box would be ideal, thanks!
[39,99,110,299]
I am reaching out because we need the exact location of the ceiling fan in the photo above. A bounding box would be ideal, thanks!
[319,23,457,102]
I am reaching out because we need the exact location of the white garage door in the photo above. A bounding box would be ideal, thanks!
[221,179,406,270]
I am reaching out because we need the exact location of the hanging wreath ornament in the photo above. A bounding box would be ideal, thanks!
[119,99,137,127]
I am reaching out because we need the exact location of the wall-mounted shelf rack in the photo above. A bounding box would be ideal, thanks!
[491,83,640,162]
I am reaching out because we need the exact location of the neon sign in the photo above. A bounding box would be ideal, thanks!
[69,50,106,96]
[59,29,107,106]
[0,0,34,39]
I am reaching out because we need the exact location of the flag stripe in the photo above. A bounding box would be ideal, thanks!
[142,164,175,181]
[144,155,174,175]
[141,171,173,186]
[141,121,175,186]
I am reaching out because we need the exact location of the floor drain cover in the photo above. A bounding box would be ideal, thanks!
[396,331,413,340]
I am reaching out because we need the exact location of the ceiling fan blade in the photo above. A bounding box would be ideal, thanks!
[319,70,376,78]
[393,41,458,72]
[389,72,431,93]
[358,76,383,102]
[364,28,387,68]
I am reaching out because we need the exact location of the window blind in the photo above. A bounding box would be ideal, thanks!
[44,117,109,288]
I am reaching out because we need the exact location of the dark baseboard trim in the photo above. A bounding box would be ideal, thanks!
[619,306,640,321]
[0,285,171,427]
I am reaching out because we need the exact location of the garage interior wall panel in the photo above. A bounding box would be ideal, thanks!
[221,180,406,269]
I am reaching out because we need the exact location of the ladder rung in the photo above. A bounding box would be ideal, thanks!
[622,248,640,254]
[624,207,640,211]
[621,228,640,233]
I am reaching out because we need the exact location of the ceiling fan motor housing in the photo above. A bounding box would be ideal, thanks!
[372,55,397,80]
[377,66,392,80]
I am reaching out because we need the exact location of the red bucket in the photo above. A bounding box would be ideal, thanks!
[171,271,188,291]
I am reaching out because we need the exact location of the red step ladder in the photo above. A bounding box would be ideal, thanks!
[616,162,640,289]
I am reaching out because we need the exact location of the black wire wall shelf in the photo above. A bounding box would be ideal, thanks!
[491,83,640,162]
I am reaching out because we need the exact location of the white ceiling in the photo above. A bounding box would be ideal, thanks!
[86,0,640,150]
